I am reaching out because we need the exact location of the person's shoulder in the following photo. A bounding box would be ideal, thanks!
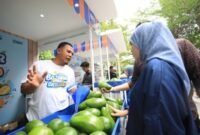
[140,59,166,82]
[35,60,51,64]
[145,59,164,72]
[146,58,163,66]
[64,65,74,72]
[35,60,51,63]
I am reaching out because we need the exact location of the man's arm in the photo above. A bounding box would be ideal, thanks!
[69,69,77,93]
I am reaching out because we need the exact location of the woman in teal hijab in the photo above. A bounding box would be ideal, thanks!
[127,22,197,135]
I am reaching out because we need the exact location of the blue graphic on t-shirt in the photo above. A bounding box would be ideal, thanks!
[45,73,68,88]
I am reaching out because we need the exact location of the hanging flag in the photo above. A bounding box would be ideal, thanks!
[67,0,98,26]
[73,38,112,54]
[101,35,107,47]
[67,0,73,7]
[79,0,84,20]
[91,22,100,35]
[85,41,90,51]
[73,43,78,53]
[98,36,102,48]
[77,42,82,52]
[93,41,98,49]
[81,41,86,52]
[74,0,80,14]
[89,10,96,26]
[84,1,89,24]
[108,37,117,53]
[88,8,99,33]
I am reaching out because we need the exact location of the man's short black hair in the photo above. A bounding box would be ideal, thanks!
[110,66,113,69]
[80,61,90,67]
[57,42,73,49]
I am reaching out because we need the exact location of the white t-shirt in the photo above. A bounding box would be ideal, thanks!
[25,60,75,121]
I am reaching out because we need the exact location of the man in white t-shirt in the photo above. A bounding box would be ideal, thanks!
[20,42,76,122]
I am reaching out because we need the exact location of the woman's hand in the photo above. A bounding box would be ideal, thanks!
[100,88,111,93]
[109,105,128,117]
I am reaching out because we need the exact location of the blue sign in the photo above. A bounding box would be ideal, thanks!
[0,52,6,65]
[0,32,28,125]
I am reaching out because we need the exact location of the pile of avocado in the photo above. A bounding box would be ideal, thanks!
[15,90,123,135]
[15,119,75,135]
[74,90,123,135]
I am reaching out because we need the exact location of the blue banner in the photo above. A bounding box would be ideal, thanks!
[84,1,89,24]
[73,43,78,53]
[81,42,85,52]
[73,0,80,14]
[0,32,28,125]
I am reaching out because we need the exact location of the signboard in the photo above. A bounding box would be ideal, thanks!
[0,32,28,125]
